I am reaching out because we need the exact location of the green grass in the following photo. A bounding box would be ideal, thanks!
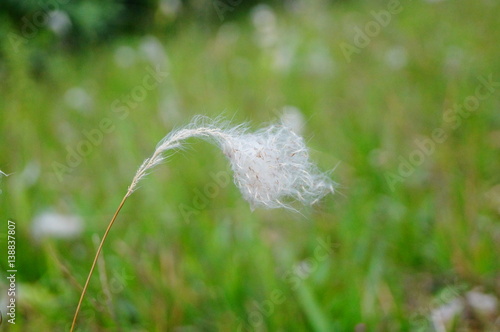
[1,1,500,331]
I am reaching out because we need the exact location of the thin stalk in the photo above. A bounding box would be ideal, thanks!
[70,194,128,332]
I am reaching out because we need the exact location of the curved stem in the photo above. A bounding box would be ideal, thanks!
[70,194,129,332]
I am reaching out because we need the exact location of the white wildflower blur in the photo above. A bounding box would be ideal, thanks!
[47,10,72,37]
[114,46,137,68]
[64,87,93,113]
[139,36,169,66]
[20,161,40,186]
[465,290,498,319]
[306,44,335,76]
[128,116,334,210]
[280,105,305,135]
[431,298,464,332]
[251,4,278,49]
[384,46,408,70]
[32,211,83,240]
[158,0,182,18]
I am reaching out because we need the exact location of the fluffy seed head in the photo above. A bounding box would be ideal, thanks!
[128,116,334,210]
[219,124,333,209]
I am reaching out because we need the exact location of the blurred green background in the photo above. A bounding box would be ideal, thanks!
[1,0,500,331]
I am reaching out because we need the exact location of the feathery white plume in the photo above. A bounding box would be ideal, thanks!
[127,116,334,209]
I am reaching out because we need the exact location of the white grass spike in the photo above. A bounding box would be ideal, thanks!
[127,115,334,209]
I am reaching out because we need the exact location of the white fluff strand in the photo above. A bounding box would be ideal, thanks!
[127,116,334,209]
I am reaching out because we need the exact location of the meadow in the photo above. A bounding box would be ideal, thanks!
[0,0,500,331]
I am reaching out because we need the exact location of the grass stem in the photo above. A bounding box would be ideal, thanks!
[70,194,129,332]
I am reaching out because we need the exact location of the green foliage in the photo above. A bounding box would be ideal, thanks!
[0,1,499,331]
